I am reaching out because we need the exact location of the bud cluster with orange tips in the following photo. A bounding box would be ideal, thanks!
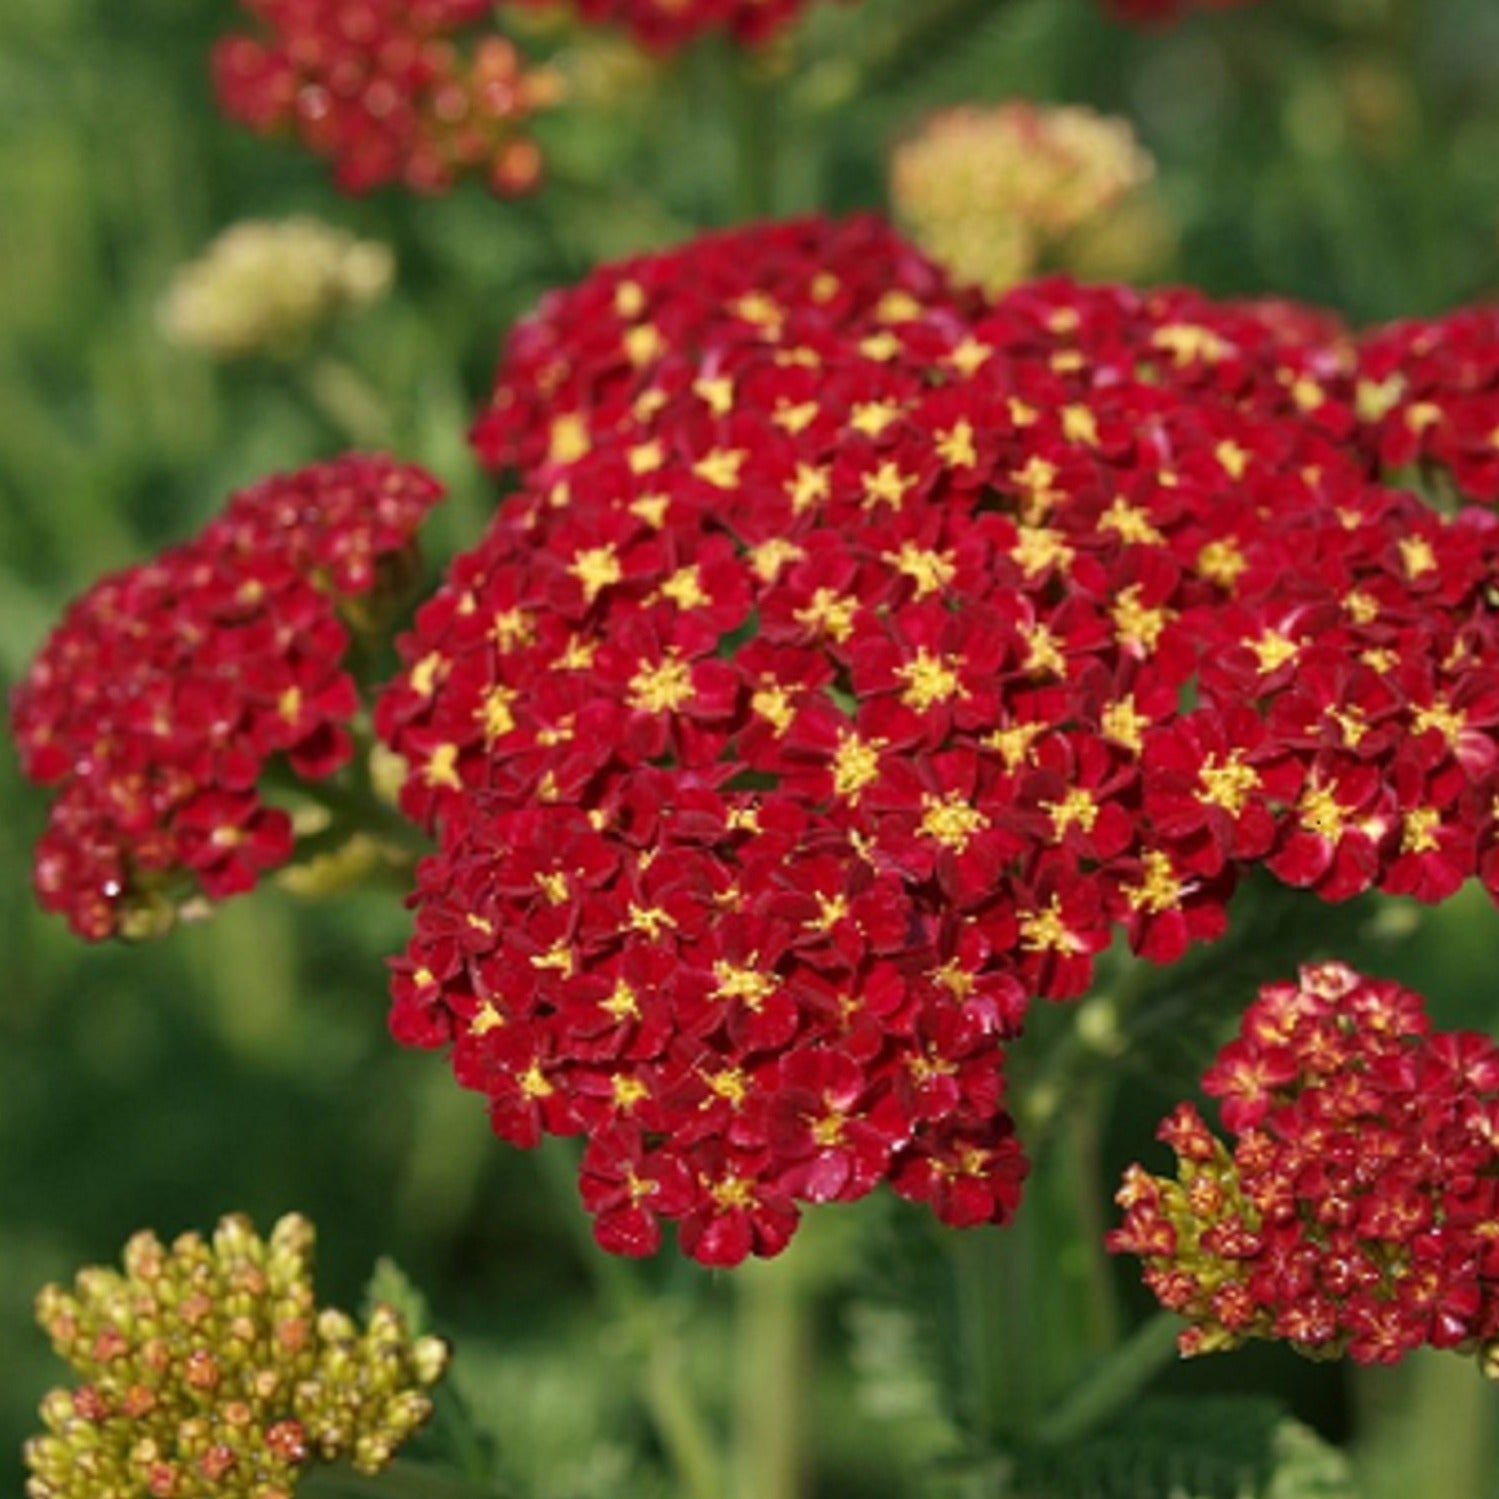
[890,101,1167,294]
[24,1215,449,1499]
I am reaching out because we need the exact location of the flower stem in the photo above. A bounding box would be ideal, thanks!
[533,1145,727,1499]
[729,57,777,222]
[291,772,433,859]
[1059,1078,1122,1357]
[1354,1352,1499,1499]
[1032,1311,1183,1448]
[732,1254,811,1499]
[946,1228,1003,1451]
[293,356,394,448]
[647,1324,731,1499]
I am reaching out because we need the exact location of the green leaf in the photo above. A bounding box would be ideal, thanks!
[364,1256,434,1338]
[1012,1398,1360,1499]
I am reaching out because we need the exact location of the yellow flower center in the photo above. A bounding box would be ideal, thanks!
[898,649,966,711]
[569,544,622,603]
[660,565,709,611]
[1401,807,1442,855]
[861,461,917,511]
[793,587,858,642]
[1124,850,1181,914]
[1112,584,1174,654]
[693,448,748,490]
[602,980,641,1022]
[1018,896,1081,954]
[712,961,778,1013]
[628,653,695,714]
[935,419,978,469]
[885,541,956,597]
[1198,752,1260,816]
[1044,787,1100,840]
[920,793,989,852]
[831,732,885,802]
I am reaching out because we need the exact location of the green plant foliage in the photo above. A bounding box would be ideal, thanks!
[1014,1399,1360,1499]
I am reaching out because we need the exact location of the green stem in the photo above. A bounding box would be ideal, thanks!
[293,356,394,448]
[1353,1352,1499,1499]
[946,1220,1039,1451]
[648,1327,731,1499]
[732,1255,810,1499]
[1032,1312,1183,1448]
[299,1459,501,1499]
[1060,1078,1122,1357]
[433,1380,499,1490]
[291,772,433,859]
[534,1146,727,1499]
[728,54,776,222]
[1016,969,1144,1149]
[947,1228,1002,1453]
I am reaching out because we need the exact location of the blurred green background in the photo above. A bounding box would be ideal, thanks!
[4,1,1499,1495]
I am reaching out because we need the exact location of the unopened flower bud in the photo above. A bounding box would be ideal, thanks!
[161,218,393,362]
[24,1214,450,1499]
[891,101,1165,293]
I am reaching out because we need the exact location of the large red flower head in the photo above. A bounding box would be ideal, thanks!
[214,0,558,196]
[377,217,1499,1265]
[1111,962,1499,1369]
[11,455,442,941]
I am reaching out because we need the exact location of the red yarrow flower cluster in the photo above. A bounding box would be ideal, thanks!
[377,213,1499,1265]
[12,455,442,941]
[1110,962,1499,1369]
[214,0,558,196]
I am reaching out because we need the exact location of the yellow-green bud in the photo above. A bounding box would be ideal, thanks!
[26,1214,448,1499]
[890,101,1167,294]
[160,219,393,362]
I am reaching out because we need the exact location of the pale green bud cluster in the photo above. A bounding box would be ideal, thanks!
[25,1214,449,1499]
[160,219,393,360]
[890,101,1170,293]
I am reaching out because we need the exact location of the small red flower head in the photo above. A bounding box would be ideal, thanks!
[1111,962,1499,1367]
[12,455,442,940]
[214,0,558,196]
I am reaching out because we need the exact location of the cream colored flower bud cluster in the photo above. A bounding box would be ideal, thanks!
[160,219,393,360]
[25,1214,449,1499]
[891,101,1168,292]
